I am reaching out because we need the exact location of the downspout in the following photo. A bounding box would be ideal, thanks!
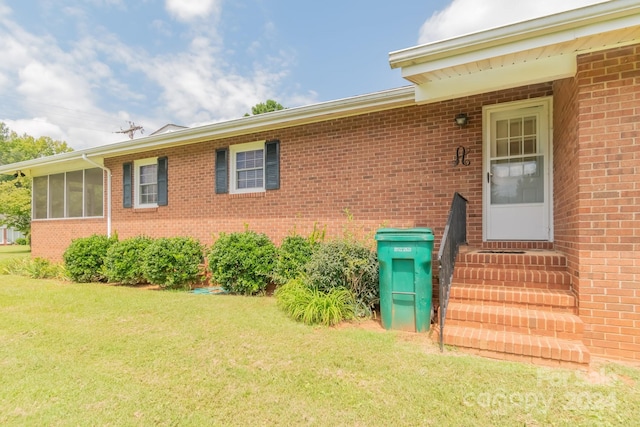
[82,154,112,237]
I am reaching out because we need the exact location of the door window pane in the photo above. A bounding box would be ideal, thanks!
[523,137,537,155]
[491,156,544,205]
[509,138,522,156]
[510,120,522,137]
[523,116,536,136]
[496,120,508,139]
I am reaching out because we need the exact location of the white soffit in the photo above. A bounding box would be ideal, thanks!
[389,0,640,104]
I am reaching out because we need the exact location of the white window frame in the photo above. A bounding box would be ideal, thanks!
[134,158,159,208]
[229,141,266,194]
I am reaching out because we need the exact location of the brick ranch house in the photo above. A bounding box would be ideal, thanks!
[1,1,638,365]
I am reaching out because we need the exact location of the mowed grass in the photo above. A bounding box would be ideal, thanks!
[0,245,30,260]
[1,277,639,426]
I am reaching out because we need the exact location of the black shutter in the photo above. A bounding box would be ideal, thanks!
[265,140,280,190]
[215,148,228,194]
[123,162,132,208]
[157,156,168,206]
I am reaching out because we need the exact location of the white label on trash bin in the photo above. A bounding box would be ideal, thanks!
[394,247,412,253]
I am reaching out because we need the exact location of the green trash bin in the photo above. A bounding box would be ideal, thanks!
[375,228,434,332]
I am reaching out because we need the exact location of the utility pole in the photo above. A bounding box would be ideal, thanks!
[115,121,144,139]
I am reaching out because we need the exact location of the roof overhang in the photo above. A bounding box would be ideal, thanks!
[0,87,415,177]
[389,0,640,104]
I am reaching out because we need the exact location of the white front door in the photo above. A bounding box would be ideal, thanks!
[483,97,552,241]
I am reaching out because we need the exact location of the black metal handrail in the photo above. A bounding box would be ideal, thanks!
[437,192,468,351]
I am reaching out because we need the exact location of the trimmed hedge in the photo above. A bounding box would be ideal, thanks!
[142,237,204,289]
[208,231,277,295]
[272,235,317,285]
[63,234,117,283]
[104,236,153,285]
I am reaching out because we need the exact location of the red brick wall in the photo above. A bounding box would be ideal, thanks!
[553,77,581,293]
[32,84,552,260]
[31,219,107,261]
[575,44,640,361]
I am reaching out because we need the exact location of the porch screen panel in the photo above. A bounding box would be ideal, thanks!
[33,176,48,219]
[84,168,104,217]
[49,173,65,218]
[66,170,84,217]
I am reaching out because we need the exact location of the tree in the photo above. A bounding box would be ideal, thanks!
[0,122,73,241]
[244,99,285,116]
[0,176,31,237]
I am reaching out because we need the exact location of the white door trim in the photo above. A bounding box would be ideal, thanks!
[482,96,554,241]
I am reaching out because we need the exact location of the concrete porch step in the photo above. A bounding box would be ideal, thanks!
[449,284,576,313]
[442,325,591,367]
[446,302,584,339]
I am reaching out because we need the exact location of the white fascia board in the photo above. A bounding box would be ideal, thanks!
[88,86,416,159]
[0,152,99,177]
[413,55,576,104]
[0,87,416,177]
[390,0,640,70]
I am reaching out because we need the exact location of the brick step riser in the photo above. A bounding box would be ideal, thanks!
[449,287,576,311]
[448,299,577,313]
[456,262,567,271]
[452,279,570,290]
[454,268,572,285]
[458,254,567,270]
[440,330,590,366]
[445,318,583,340]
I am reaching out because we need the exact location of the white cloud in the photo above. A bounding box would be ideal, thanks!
[419,0,609,44]
[3,118,66,141]
[165,0,221,22]
[0,1,306,150]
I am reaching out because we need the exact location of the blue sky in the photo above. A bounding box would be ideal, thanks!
[0,0,604,150]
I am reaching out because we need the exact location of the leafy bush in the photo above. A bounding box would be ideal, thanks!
[275,278,355,326]
[142,237,204,289]
[14,238,28,246]
[1,257,65,279]
[63,234,117,283]
[305,239,379,317]
[272,235,317,285]
[208,231,277,295]
[104,236,153,285]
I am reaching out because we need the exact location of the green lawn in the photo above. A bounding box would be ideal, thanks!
[0,245,30,260]
[1,277,638,426]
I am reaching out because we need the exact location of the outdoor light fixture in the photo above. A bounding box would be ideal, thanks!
[454,113,469,127]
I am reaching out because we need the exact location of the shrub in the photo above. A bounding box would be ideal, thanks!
[142,237,204,289]
[275,278,355,326]
[63,234,117,283]
[272,235,317,285]
[104,236,153,285]
[14,238,27,246]
[208,231,277,295]
[305,239,379,317]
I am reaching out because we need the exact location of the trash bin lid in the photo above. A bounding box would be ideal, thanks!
[375,227,434,241]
